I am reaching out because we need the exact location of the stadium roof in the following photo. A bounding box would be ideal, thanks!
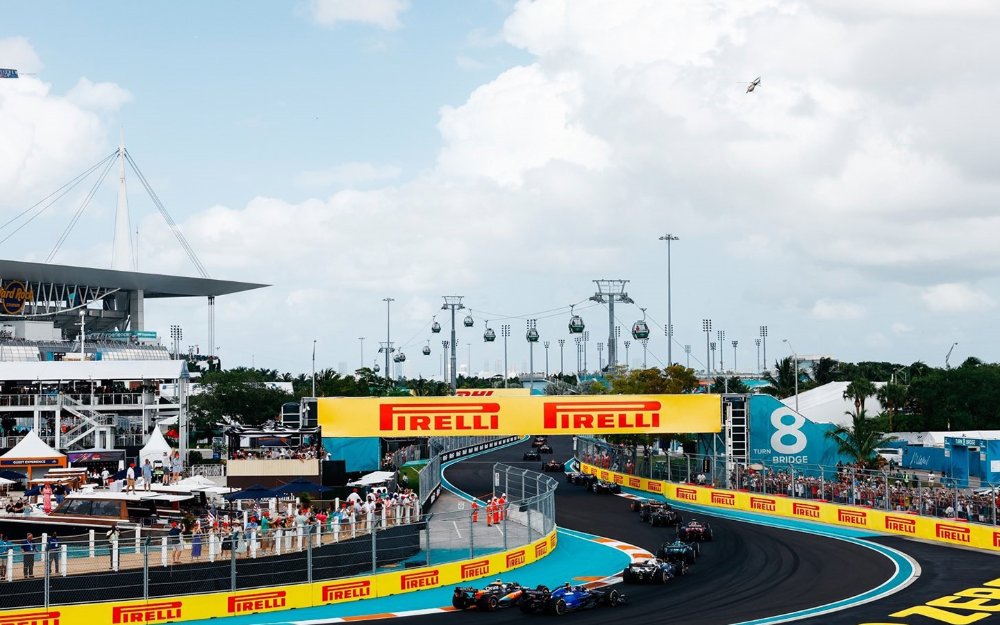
[0,359,189,381]
[0,259,267,298]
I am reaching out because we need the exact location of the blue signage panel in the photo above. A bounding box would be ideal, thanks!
[749,394,846,471]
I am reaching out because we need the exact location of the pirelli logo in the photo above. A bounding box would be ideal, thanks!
[838,509,867,526]
[648,481,663,493]
[628,477,641,488]
[506,549,526,567]
[600,471,609,481]
[550,534,557,549]
[541,400,661,430]
[112,602,182,623]
[378,402,500,432]
[676,487,697,501]
[994,532,1000,548]
[613,474,624,485]
[401,570,440,590]
[936,523,971,543]
[461,559,491,579]
[535,542,548,558]
[0,612,61,625]
[792,502,820,519]
[227,591,286,614]
[711,492,736,506]
[321,580,372,602]
[885,516,917,534]
[750,496,776,512]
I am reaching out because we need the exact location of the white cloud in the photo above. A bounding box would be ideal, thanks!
[65,78,133,111]
[811,298,865,320]
[294,162,401,189]
[307,0,409,30]
[891,322,913,335]
[921,283,996,314]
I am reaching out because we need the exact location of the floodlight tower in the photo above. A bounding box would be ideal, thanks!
[501,324,511,388]
[702,319,712,376]
[558,339,565,375]
[590,280,632,369]
[717,330,725,371]
[442,296,465,395]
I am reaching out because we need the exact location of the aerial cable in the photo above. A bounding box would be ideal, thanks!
[45,155,117,262]
[125,151,210,278]
[0,151,117,244]
[471,298,594,322]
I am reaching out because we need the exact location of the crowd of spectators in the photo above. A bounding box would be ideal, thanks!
[229,445,327,461]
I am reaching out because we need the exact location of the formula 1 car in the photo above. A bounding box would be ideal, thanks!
[452,580,526,611]
[677,519,713,541]
[587,479,621,494]
[532,436,547,447]
[539,444,553,454]
[622,557,683,583]
[542,459,564,472]
[657,540,700,566]
[566,472,596,486]
[648,504,682,527]
[518,583,624,615]
[629,497,652,512]
[523,449,541,461]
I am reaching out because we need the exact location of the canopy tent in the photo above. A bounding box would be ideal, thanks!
[0,430,66,479]
[223,484,272,501]
[270,478,333,496]
[0,470,27,481]
[780,381,886,426]
[346,471,396,488]
[139,427,174,465]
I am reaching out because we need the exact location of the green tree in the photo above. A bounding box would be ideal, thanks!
[709,376,749,394]
[608,365,699,395]
[761,357,804,398]
[843,377,877,417]
[811,357,840,385]
[875,382,909,431]
[825,409,895,468]
[189,368,294,430]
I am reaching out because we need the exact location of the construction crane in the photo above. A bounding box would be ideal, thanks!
[945,342,958,369]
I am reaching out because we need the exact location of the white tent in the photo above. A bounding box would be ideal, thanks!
[781,381,886,426]
[139,427,173,465]
[0,430,67,479]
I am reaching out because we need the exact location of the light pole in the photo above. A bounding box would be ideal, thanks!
[659,234,679,366]
[702,319,712,376]
[467,342,471,378]
[760,325,768,373]
[574,337,582,375]
[583,330,590,372]
[615,326,621,368]
[755,338,761,375]
[544,341,550,378]
[442,296,465,395]
[170,325,183,360]
[358,337,364,369]
[79,309,86,357]
[382,297,394,384]
[624,340,631,369]
[684,344,691,368]
[641,338,649,368]
[717,330,725,371]
[501,324,511,388]
[442,340,450,383]
[732,340,738,373]
[558,339,565,375]
[312,339,317,397]
[710,342,717,375]
[783,339,799,413]
[526,320,539,393]
[597,342,604,370]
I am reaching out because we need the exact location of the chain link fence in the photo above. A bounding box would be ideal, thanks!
[576,435,999,527]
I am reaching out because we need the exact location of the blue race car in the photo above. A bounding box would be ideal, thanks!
[519,583,624,615]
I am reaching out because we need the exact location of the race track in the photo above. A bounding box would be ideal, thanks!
[412,435,897,625]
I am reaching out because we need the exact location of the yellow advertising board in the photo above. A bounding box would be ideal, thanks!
[0,532,557,624]
[319,394,721,437]
[580,462,1000,553]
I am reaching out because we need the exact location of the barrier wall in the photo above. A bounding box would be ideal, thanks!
[579,462,1000,553]
[0,531,558,624]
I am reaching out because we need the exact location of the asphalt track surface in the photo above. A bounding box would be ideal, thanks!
[416,435,1000,625]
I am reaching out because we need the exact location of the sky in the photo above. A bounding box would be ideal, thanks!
[2,0,999,380]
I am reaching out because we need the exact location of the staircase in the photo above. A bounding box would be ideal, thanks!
[724,395,749,487]
[59,395,115,449]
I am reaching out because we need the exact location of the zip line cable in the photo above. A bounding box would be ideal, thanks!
[125,151,210,278]
[45,156,118,262]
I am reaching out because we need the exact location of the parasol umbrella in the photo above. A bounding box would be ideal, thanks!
[270,478,333,496]
[223,484,275,501]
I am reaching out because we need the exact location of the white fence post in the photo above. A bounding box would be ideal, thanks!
[160,537,168,567]
[60,544,67,576]
[89,530,95,558]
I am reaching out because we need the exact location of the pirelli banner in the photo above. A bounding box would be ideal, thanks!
[579,462,1000,553]
[0,532,557,625]
[318,394,721,437]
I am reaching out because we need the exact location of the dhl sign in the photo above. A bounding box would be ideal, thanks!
[837,509,868,526]
[676,487,698,502]
[936,523,972,544]
[319,394,721,437]
[321,580,372,602]
[885,516,917,534]
[506,549,526,567]
[711,492,736,506]
[461,559,491,579]
[792,502,820,519]
[401,570,440,590]
[0,612,60,625]
[749,496,776,513]
[456,388,529,396]
[227,591,286,614]
[112,602,182,623]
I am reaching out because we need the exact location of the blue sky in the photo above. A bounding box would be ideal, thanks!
[2,1,999,378]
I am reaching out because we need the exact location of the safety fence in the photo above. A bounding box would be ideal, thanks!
[492,463,558,540]
[417,436,522,508]
[0,462,557,612]
[576,436,1000,527]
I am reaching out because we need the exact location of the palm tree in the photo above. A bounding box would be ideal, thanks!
[843,377,876,417]
[761,357,800,398]
[825,409,895,468]
[875,382,908,431]
[812,357,839,385]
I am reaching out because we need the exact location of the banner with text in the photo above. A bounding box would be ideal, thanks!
[319,394,722,437]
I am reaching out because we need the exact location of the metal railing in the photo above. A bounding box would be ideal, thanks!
[576,436,999,527]
[0,481,556,610]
